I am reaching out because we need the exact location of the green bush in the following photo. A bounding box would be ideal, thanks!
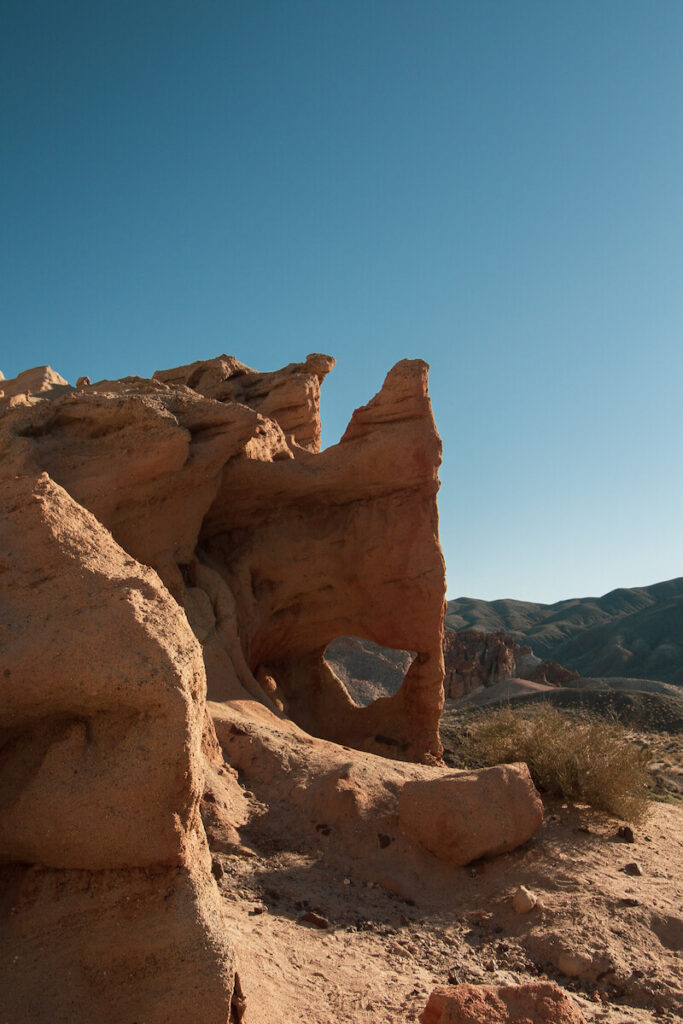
[461,704,651,824]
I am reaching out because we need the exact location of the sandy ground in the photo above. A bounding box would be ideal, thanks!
[215,797,682,1024]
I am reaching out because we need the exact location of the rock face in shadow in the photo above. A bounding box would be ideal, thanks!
[443,629,579,700]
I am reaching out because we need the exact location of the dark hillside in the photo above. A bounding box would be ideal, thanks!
[446,577,683,684]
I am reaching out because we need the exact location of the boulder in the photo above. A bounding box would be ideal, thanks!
[512,885,537,913]
[212,700,544,899]
[398,764,543,865]
[421,983,588,1024]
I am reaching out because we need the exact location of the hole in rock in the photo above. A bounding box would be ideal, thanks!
[324,637,416,707]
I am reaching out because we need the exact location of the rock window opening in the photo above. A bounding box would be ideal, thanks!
[324,636,416,707]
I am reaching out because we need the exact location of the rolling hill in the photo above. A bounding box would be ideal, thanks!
[445,577,683,685]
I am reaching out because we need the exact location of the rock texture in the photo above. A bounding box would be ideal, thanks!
[211,699,543,887]
[421,983,588,1024]
[0,473,234,1023]
[443,630,517,699]
[0,353,548,1021]
[399,765,543,865]
[1,354,446,761]
[0,474,206,868]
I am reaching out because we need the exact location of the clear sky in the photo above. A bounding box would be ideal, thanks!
[2,2,682,602]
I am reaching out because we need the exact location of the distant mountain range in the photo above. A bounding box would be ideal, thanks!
[445,577,683,685]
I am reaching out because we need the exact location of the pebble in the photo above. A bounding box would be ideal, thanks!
[557,951,589,978]
[512,886,537,914]
[622,861,644,876]
[387,941,410,958]
[298,911,329,929]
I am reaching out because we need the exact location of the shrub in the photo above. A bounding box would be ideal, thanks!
[461,704,651,823]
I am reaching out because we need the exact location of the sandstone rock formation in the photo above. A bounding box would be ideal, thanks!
[443,629,578,699]
[443,630,517,699]
[0,353,547,1022]
[210,699,543,895]
[1,354,446,761]
[0,473,234,1023]
[421,983,588,1024]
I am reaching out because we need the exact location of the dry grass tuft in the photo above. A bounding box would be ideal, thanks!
[462,704,651,823]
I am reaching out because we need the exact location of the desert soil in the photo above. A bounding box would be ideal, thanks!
[215,795,682,1024]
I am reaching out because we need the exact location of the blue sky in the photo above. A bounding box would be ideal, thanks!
[2,1,682,602]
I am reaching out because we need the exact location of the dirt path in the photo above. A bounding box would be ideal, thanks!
[216,800,682,1024]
